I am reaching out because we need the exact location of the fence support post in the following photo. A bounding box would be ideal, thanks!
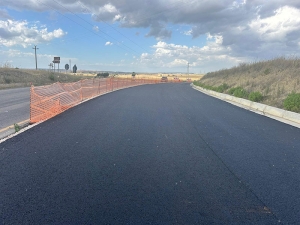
[30,85,33,124]
[98,78,101,95]
[80,80,83,101]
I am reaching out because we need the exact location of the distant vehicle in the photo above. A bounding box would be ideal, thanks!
[161,77,168,82]
[186,78,192,82]
[173,77,180,82]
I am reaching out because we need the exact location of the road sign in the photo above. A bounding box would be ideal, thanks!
[53,57,60,63]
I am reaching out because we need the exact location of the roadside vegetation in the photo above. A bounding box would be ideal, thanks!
[194,57,300,113]
[0,68,93,89]
[96,72,109,78]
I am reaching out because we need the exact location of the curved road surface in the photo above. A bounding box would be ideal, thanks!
[0,87,30,130]
[1,83,300,224]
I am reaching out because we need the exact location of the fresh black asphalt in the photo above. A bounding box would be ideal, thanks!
[1,83,300,224]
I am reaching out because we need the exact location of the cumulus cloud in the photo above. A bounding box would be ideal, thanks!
[249,6,300,42]
[138,34,244,71]
[93,25,99,32]
[2,0,300,67]
[0,19,66,47]
[105,41,113,46]
[183,30,192,36]
[145,22,172,40]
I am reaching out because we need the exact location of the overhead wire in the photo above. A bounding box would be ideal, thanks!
[50,0,193,53]
[36,0,140,55]
[32,0,196,69]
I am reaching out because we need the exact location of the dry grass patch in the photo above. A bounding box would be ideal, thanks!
[199,57,300,109]
[0,68,92,89]
[115,73,204,81]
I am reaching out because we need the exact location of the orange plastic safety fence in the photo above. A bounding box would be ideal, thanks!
[30,78,159,123]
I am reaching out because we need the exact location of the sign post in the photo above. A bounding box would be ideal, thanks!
[53,57,60,73]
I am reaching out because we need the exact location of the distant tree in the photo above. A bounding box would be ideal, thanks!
[132,72,136,77]
[73,64,77,73]
[97,72,109,78]
[65,64,69,72]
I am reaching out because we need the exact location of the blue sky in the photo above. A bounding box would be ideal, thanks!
[1,0,300,73]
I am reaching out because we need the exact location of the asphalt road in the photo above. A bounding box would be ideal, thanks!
[1,83,300,224]
[0,87,30,130]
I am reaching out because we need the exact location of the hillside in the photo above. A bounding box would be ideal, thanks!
[197,57,300,109]
[0,68,93,89]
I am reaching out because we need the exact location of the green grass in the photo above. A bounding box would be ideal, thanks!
[283,92,300,113]
[249,92,263,102]
[193,81,229,93]
[14,123,20,132]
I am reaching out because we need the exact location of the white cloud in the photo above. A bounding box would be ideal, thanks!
[138,34,244,71]
[0,19,66,47]
[93,25,99,32]
[249,6,300,42]
[2,0,300,71]
[105,41,113,46]
[183,30,192,36]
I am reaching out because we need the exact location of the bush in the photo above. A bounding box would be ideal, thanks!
[193,82,229,93]
[249,91,263,102]
[215,83,229,93]
[283,92,300,112]
[14,123,20,132]
[228,87,238,95]
[49,74,55,81]
[4,77,11,84]
[263,68,271,75]
[233,87,248,98]
[97,72,109,78]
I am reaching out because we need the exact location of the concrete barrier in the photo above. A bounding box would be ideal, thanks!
[282,111,300,124]
[191,83,300,128]
[264,106,285,118]
[250,102,267,112]
[239,99,253,108]
[225,95,234,101]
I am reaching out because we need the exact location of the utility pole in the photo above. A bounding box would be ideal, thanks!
[69,59,71,73]
[33,45,39,70]
[187,62,189,79]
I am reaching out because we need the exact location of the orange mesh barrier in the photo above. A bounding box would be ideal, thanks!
[30,78,158,123]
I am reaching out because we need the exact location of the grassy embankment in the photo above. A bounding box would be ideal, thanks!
[0,68,95,89]
[194,57,300,113]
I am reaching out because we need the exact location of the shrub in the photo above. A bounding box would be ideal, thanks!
[49,74,55,81]
[97,72,109,78]
[228,87,239,95]
[216,83,229,93]
[249,91,263,102]
[233,87,248,98]
[194,82,229,93]
[283,92,300,113]
[263,68,271,75]
[4,77,11,84]
[14,123,20,132]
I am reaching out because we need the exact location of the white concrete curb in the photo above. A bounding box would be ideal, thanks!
[191,84,300,129]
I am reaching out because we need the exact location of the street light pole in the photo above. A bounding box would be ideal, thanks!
[33,45,39,70]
